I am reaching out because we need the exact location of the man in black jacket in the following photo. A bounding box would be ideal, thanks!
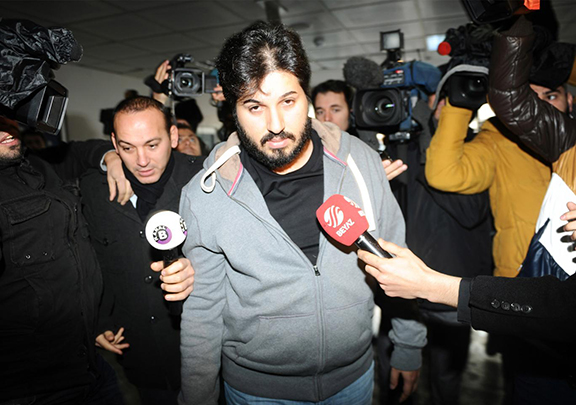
[80,96,204,405]
[0,117,124,404]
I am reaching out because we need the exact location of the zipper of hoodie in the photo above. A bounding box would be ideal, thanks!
[312,234,329,400]
[229,193,327,401]
[223,156,349,401]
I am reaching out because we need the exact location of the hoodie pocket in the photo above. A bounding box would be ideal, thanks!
[231,312,319,374]
[323,298,373,370]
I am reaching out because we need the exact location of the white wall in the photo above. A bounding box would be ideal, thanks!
[53,63,347,144]
[54,64,220,141]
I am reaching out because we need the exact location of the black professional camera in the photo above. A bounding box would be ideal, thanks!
[0,19,78,135]
[462,0,539,24]
[433,23,493,111]
[146,54,218,99]
[353,61,441,137]
[169,54,218,97]
[345,30,441,139]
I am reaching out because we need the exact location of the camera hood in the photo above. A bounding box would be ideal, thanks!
[0,19,81,134]
[432,64,489,111]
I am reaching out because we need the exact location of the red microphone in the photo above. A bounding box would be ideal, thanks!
[316,194,392,258]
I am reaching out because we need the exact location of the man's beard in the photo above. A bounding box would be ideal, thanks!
[0,142,23,166]
[236,117,313,170]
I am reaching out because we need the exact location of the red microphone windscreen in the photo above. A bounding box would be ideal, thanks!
[437,41,451,56]
[316,194,369,246]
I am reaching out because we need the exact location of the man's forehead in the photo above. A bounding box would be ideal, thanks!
[315,91,346,104]
[239,70,303,101]
[529,83,565,94]
[178,128,195,137]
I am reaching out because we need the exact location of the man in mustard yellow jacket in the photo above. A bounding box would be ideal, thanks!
[425,101,553,278]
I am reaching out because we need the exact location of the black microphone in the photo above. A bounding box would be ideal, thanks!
[145,210,188,267]
[343,56,384,90]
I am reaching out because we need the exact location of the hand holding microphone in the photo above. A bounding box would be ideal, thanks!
[145,210,194,301]
[316,194,392,258]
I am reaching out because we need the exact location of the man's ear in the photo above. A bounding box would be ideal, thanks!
[111,132,119,152]
[567,91,573,114]
[169,125,179,149]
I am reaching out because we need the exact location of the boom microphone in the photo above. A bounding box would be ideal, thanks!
[343,56,384,90]
[145,210,188,267]
[316,194,392,258]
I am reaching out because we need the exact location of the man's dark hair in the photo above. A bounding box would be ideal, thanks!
[215,21,311,107]
[176,122,193,131]
[113,96,172,134]
[175,98,203,133]
[311,80,355,110]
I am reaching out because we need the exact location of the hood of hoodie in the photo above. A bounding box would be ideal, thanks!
[199,118,344,193]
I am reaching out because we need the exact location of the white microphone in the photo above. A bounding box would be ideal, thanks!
[145,210,188,267]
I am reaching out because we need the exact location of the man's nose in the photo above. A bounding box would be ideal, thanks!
[267,107,285,135]
[136,149,149,166]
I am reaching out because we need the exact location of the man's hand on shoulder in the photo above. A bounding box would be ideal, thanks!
[104,151,133,205]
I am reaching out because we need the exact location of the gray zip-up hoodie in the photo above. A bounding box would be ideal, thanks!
[178,119,426,404]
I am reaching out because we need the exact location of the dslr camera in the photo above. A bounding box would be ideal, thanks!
[352,30,440,141]
[154,53,218,98]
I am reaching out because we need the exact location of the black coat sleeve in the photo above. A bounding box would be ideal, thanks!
[488,17,576,163]
[465,274,576,342]
[32,139,114,181]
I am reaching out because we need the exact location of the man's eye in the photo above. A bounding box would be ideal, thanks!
[332,108,341,113]
[122,147,132,152]
[249,105,261,112]
[149,144,157,149]
[548,94,558,101]
[316,110,324,117]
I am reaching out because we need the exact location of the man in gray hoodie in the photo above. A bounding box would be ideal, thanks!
[178,21,426,405]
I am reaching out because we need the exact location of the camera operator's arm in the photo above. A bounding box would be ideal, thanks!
[425,101,496,194]
[489,16,576,163]
[152,60,170,105]
[35,139,115,181]
[211,84,225,103]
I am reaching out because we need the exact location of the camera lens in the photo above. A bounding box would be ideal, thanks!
[174,71,201,95]
[374,97,396,119]
[465,77,487,97]
[180,77,193,88]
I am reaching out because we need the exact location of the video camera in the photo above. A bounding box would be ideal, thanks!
[346,30,441,141]
[0,19,78,135]
[433,23,493,111]
[432,1,542,111]
[145,54,218,99]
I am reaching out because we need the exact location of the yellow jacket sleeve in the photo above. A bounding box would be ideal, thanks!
[425,102,496,194]
[569,56,576,87]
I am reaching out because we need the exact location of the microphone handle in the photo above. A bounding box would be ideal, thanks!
[356,232,392,259]
[163,248,179,268]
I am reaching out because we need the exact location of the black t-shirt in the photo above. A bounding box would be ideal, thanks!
[240,131,324,264]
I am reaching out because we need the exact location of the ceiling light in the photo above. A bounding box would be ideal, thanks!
[426,34,445,52]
